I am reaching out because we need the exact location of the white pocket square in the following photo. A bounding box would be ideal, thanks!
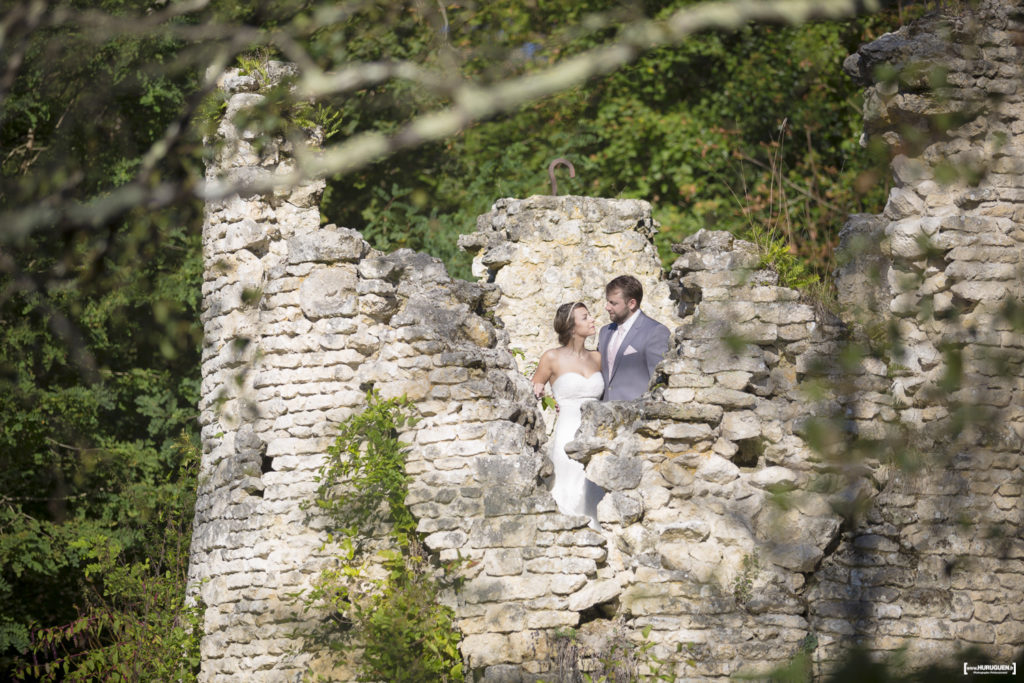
[623,345,638,355]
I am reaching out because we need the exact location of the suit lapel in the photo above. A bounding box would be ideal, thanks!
[609,312,648,382]
[600,324,614,384]
[599,325,608,382]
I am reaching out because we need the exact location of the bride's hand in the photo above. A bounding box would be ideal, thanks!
[532,382,545,400]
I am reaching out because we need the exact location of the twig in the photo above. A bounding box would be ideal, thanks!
[45,437,104,453]
[736,151,842,213]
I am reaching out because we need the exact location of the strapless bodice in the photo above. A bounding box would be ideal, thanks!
[551,372,604,403]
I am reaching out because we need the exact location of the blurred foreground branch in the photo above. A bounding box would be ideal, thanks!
[1,0,879,247]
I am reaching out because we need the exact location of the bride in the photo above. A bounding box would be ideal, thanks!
[531,302,605,530]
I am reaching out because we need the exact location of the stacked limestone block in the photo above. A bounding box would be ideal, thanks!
[190,65,529,679]
[554,221,1019,679]
[460,195,682,371]
[390,255,620,677]
[805,0,1024,668]
[191,63,338,680]
[449,196,690,679]
[550,229,870,681]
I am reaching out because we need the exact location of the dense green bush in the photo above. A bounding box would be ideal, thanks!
[11,434,202,681]
[0,0,204,672]
[302,391,463,683]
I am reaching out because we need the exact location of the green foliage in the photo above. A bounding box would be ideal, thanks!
[724,121,829,295]
[0,3,204,668]
[236,48,275,87]
[292,103,347,141]
[307,391,419,541]
[633,625,683,683]
[302,391,463,682]
[11,433,202,681]
[306,545,464,683]
[732,551,761,606]
[0,214,202,669]
[748,224,820,291]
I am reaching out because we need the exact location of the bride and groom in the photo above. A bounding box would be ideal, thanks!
[530,275,671,529]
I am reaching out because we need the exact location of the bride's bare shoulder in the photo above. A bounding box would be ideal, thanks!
[538,347,563,367]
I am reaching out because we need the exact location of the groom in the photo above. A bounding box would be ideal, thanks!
[598,275,671,401]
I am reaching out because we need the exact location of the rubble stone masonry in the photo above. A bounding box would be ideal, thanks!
[189,3,1024,680]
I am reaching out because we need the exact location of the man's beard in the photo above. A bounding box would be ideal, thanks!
[609,309,629,324]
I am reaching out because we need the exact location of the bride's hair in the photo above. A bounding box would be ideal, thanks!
[554,302,586,346]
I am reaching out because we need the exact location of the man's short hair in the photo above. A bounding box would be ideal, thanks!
[606,275,643,307]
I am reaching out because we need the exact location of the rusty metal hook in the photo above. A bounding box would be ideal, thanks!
[548,157,575,196]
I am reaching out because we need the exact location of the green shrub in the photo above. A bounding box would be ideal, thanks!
[12,434,203,682]
[301,391,463,683]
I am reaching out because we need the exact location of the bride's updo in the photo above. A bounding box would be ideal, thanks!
[554,302,585,346]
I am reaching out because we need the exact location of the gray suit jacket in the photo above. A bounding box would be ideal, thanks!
[598,311,671,401]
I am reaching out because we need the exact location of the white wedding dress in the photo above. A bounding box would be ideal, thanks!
[548,372,606,530]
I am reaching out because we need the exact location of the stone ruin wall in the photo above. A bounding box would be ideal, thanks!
[820,0,1024,663]
[189,3,1024,680]
[459,196,682,369]
[189,67,689,680]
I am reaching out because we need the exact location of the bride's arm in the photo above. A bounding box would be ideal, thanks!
[530,351,555,399]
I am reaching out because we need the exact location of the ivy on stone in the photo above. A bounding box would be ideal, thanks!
[303,391,464,683]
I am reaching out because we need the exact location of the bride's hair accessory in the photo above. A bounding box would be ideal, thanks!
[554,301,586,345]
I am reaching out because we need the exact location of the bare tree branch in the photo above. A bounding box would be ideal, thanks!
[0,0,47,111]
[297,61,461,99]
[0,0,881,243]
[49,0,213,33]
[0,250,100,382]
